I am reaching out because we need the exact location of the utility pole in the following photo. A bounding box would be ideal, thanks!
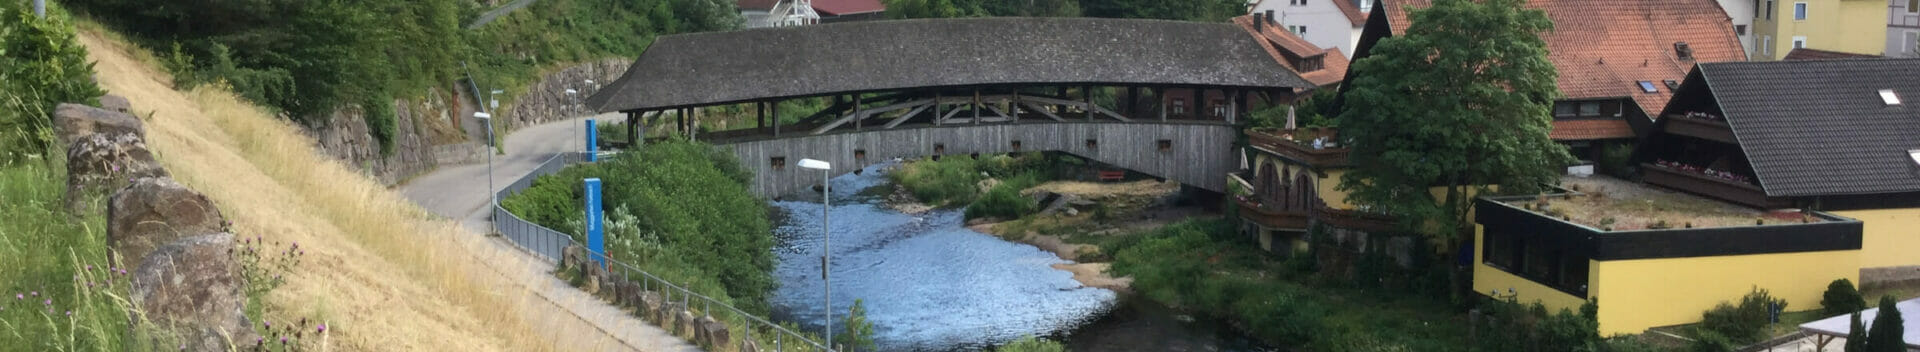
[34,0,46,18]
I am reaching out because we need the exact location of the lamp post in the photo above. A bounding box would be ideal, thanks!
[566,88,580,154]
[475,112,496,234]
[797,158,833,350]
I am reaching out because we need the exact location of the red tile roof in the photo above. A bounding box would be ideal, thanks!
[1376,0,1744,117]
[1331,0,1368,26]
[1781,48,1881,61]
[814,0,885,15]
[1549,119,1635,140]
[1234,15,1349,88]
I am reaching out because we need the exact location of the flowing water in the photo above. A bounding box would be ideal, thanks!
[768,163,1276,352]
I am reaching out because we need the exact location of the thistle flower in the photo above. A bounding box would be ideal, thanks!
[14,293,20,300]
[65,310,71,317]
[30,291,37,297]
[279,336,287,344]
[317,323,326,333]
[44,299,51,306]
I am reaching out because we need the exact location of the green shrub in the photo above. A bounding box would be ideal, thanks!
[1699,287,1788,344]
[888,156,981,206]
[362,96,397,156]
[502,139,775,313]
[837,299,877,352]
[1823,278,1867,316]
[1597,142,1636,178]
[0,0,104,161]
[1867,295,1905,352]
[994,336,1066,352]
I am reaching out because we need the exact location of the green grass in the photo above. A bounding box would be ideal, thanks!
[0,160,172,351]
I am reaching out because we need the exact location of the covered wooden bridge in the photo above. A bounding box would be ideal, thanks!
[586,17,1314,197]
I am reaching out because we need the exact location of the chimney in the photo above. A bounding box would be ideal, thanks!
[1674,42,1694,60]
[1266,10,1277,25]
[1254,13,1264,31]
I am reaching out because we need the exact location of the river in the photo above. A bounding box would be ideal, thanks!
[767,162,1276,352]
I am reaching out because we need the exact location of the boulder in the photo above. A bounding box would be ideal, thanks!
[108,177,226,267]
[675,310,698,337]
[129,233,255,352]
[698,316,730,347]
[658,301,685,326]
[739,339,761,352]
[99,95,132,113]
[52,103,143,146]
[67,133,167,213]
[639,292,665,322]
[561,245,587,273]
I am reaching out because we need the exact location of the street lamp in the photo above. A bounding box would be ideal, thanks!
[797,158,833,349]
[475,112,496,234]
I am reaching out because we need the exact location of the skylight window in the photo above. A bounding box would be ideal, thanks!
[1881,89,1902,106]
[1664,80,1681,90]
[1638,81,1658,93]
[1910,149,1920,168]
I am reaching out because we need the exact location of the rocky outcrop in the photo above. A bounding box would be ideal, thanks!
[52,102,142,146]
[66,132,167,212]
[129,233,255,352]
[108,177,228,266]
[503,58,629,130]
[305,96,449,186]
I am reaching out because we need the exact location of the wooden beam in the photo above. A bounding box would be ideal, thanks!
[883,104,931,129]
[972,91,981,125]
[1083,86,1094,121]
[934,93,943,126]
[1008,92,1020,124]
[771,102,780,137]
[1017,101,1067,122]
[811,99,933,134]
[854,94,863,131]
[1158,87,1168,121]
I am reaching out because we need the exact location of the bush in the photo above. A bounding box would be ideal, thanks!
[1823,278,1867,316]
[0,0,104,161]
[1699,287,1788,344]
[837,299,877,352]
[888,156,981,206]
[994,336,1066,352]
[1867,295,1905,352]
[1597,142,1636,178]
[1689,330,1737,352]
[502,139,775,313]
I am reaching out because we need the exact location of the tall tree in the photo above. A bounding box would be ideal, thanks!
[1867,296,1905,352]
[1335,0,1569,241]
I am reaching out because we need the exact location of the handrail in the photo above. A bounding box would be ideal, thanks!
[491,151,834,351]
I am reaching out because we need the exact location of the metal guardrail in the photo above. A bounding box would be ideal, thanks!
[491,151,834,351]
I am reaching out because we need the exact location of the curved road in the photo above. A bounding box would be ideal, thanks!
[400,113,699,352]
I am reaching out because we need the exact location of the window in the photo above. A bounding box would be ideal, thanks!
[1172,98,1186,115]
[1010,140,1022,151]
[1157,139,1173,152]
[1765,0,1774,20]
[854,149,867,160]
[1482,228,1588,296]
[1909,149,1920,167]
[933,143,945,154]
[1734,24,1747,36]
[1664,80,1681,90]
[1297,26,1307,35]
[1579,102,1601,116]
[1085,139,1098,150]
[1907,32,1918,54]
[1483,229,1518,270]
[1553,102,1575,118]
[1211,99,1228,118]
[1793,36,1807,49]
[1762,35,1773,56]
[1911,0,1918,13]
[1794,2,1807,20]
[771,157,787,171]
[1882,89,1903,106]
[1638,81,1658,93]
[1359,0,1372,12]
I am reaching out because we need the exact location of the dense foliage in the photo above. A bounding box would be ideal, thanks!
[887,153,1080,219]
[1696,287,1788,345]
[1472,298,1602,351]
[837,299,877,351]
[881,0,1239,21]
[70,0,739,152]
[1824,278,1868,317]
[1865,296,1905,352]
[994,336,1067,352]
[1336,0,1571,239]
[502,140,776,313]
[0,0,104,161]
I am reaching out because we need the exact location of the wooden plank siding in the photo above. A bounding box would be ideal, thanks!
[720,121,1239,198]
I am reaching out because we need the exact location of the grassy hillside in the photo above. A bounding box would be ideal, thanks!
[70,24,633,351]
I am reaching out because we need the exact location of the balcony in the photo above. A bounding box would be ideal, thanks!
[1247,128,1350,167]
[1230,172,1311,229]
[1641,163,1788,209]
[1313,206,1398,233]
[1661,115,1737,144]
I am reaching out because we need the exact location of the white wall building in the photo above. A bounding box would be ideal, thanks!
[1719,0,1758,58]
[1248,0,1369,57]
[1892,0,1920,57]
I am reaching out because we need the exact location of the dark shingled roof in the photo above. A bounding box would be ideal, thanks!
[588,17,1315,112]
[1693,58,1920,197]
[1782,48,1882,61]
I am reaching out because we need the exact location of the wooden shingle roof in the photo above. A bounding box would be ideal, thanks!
[588,17,1315,112]
[1692,59,1920,196]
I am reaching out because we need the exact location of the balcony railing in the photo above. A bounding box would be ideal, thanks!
[1662,115,1737,144]
[1641,163,1788,209]
[1247,128,1350,167]
[1235,195,1312,229]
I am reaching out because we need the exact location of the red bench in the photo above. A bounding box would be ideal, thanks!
[1096,170,1125,182]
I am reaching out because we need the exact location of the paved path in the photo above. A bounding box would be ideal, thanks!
[400,113,700,352]
[467,0,540,29]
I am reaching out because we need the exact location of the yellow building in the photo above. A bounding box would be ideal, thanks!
[1232,127,1397,256]
[1750,0,1889,59]
[1469,58,1920,335]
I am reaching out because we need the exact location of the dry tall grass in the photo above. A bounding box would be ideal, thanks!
[76,27,633,351]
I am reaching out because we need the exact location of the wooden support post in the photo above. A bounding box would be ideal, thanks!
[1084,86,1094,121]
[1228,89,1238,124]
[771,102,781,137]
[972,91,981,125]
[757,102,766,130]
[854,94,863,131]
[1193,88,1206,121]
[1009,92,1019,124]
[1126,86,1140,120]
[1158,87,1168,122]
[1056,87,1068,113]
[934,92,943,126]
